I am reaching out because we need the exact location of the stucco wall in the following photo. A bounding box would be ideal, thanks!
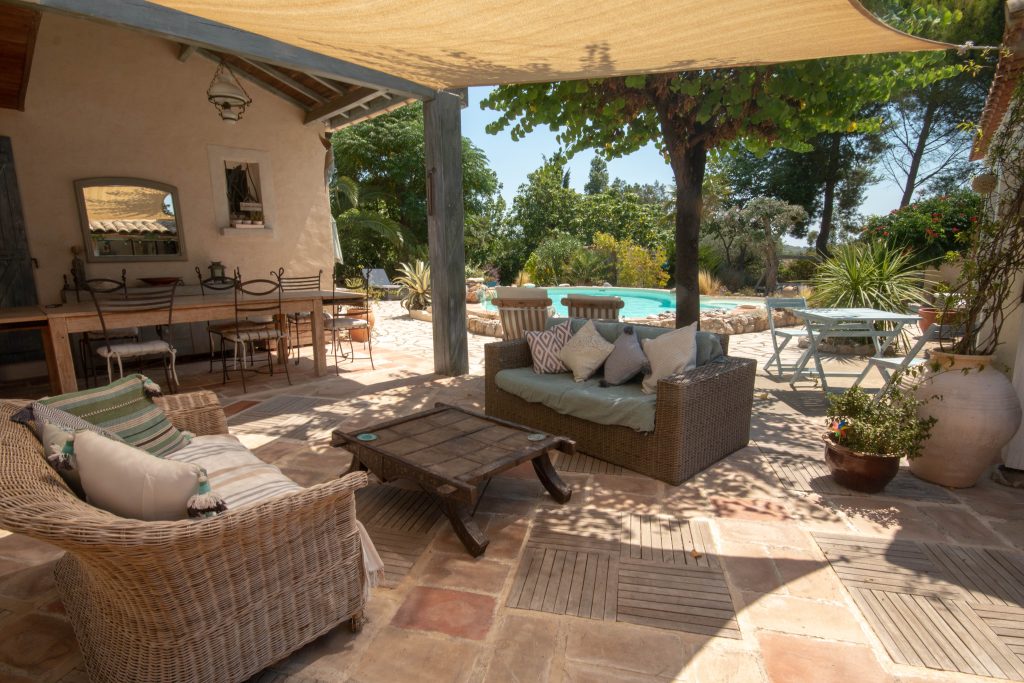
[0,13,333,305]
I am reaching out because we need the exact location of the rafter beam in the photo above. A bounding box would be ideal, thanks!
[234,57,326,104]
[305,73,347,96]
[177,42,195,61]
[12,0,433,99]
[304,87,382,125]
[325,96,412,131]
[194,47,310,111]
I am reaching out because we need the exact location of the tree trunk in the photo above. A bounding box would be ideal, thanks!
[670,141,707,328]
[816,133,842,258]
[900,98,937,208]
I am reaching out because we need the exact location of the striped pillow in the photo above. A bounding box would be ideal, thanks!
[526,321,573,374]
[36,374,191,457]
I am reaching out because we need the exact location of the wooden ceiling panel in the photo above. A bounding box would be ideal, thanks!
[0,5,40,111]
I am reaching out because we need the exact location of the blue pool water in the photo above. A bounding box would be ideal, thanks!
[481,287,739,319]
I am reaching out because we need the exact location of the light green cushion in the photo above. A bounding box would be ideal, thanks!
[36,374,191,457]
[495,367,657,432]
[546,318,724,366]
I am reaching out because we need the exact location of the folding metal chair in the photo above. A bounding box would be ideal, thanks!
[763,297,809,376]
[852,323,960,399]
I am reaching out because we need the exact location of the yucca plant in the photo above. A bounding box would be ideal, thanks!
[811,241,927,350]
[394,260,431,311]
[568,249,612,285]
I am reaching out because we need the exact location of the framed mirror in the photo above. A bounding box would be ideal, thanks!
[74,178,187,262]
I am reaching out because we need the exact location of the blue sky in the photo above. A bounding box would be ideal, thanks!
[461,86,905,225]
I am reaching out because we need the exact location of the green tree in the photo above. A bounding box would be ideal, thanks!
[332,102,500,261]
[738,197,809,293]
[483,6,955,325]
[584,156,610,194]
[525,232,586,284]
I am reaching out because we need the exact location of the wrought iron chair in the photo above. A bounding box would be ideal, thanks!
[222,277,291,393]
[275,268,322,364]
[561,294,625,321]
[76,270,141,387]
[88,282,179,391]
[196,266,247,372]
[763,297,809,376]
[492,287,551,341]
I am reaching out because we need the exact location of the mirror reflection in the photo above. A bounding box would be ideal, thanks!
[75,178,185,261]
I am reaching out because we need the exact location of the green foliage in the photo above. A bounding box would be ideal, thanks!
[738,197,809,292]
[592,232,669,288]
[393,260,431,311]
[568,249,612,285]
[526,232,585,285]
[332,103,500,272]
[778,259,819,282]
[584,156,610,195]
[826,385,936,459]
[861,189,981,263]
[810,241,928,310]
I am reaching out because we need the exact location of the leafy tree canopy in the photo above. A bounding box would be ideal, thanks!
[584,156,610,195]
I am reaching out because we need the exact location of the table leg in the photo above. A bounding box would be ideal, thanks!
[311,298,326,376]
[437,497,489,557]
[38,325,60,395]
[342,456,368,477]
[810,323,831,393]
[533,450,572,504]
[47,317,77,393]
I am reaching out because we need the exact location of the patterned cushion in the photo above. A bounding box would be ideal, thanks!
[167,434,303,510]
[526,321,573,374]
[558,320,615,382]
[602,326,649,386]
[35,374,191,457]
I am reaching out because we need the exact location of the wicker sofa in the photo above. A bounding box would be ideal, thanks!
[0,391,368,683]
[485,323,757,485]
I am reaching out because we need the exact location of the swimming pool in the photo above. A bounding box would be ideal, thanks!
[481,287,739,319]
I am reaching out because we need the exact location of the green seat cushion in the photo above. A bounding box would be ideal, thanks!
[495,367,656,432]
[546,318,723,366]
[35,374,191,457]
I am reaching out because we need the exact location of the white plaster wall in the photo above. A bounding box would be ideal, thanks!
[0,13,333,305]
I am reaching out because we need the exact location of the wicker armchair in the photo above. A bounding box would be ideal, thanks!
[485,335,756,485]
[0,391,368,683]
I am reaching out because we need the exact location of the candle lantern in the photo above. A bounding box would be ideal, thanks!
[209,260,227,280]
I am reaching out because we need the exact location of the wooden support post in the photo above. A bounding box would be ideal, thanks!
[423,91,468,376]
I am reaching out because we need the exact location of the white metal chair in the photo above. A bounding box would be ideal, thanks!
[89,282,179,391]
[562,294,624,321]
[852,323,960,398]
[764,297,809,376]
[492,287,551,341]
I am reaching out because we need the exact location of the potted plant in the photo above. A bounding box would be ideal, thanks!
[342,277,380,343]
[824,385,936,493]
[911,84,1024,488]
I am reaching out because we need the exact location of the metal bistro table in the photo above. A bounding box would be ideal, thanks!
[788,308,920,393]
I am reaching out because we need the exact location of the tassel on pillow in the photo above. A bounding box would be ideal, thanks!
[47,438,76,472]
[187,470,227,518]
[142,378,163,397]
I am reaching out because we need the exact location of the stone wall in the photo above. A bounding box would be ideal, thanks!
[626,305,801,336]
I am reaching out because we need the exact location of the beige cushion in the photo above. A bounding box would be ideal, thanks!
[641,321,697,394]
[495,286,548,300]
[558,319,614,382]
[96,339,173,358]
[74,430,204,521]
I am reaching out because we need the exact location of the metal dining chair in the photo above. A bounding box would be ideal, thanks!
[88,282,179,392]
[76,270,141,387]
[196,266,244,372]
[852,323,962,399]
[274,268,322,364]
[763,297,809,376]
[221,277,291,393]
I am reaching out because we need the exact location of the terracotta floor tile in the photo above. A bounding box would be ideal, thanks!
[0,561,56,602]
[0,613,78,678]
[564,618,699,677]
[758,632,892,683]
[390,587,495,641]
[482,614,560,683]
[416,553,510,595]
[711,496,792,522]
[918,505,1006,547]
[349,627,481,683]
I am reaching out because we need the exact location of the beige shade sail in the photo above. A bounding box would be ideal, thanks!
[150,0,949,89]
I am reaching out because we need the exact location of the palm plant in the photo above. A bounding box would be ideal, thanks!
[331,176,410,252]
[568,249,611,285]
[394,260,431,311]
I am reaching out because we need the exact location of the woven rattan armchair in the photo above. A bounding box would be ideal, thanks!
[484,335,756,485]
[0,391,368,683]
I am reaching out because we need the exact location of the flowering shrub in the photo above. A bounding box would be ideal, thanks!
[861,190,982,264]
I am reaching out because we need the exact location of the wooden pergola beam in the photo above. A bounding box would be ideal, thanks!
[234,57,326,104]
[13,0,434,99]
[193,47,311,111]
[305,86,382,124]
[325,95,411,130]
[423,90,468,376]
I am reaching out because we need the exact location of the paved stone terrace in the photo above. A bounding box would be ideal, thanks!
[1,302,1022,682]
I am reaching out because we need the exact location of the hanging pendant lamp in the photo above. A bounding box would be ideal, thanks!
[207,62,252,123]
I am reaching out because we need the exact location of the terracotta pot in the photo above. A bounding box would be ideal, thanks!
[912,351,1023,488]
[917,306,937,333]
[345,306,374,343]
[823,436,901,493]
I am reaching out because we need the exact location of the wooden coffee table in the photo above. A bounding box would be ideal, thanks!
[332,403,573,557]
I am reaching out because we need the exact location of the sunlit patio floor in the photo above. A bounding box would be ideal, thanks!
[2,303,1023,682]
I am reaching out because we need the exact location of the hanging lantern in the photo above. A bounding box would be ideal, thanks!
[208,260,226,280]
[207,62,251,123]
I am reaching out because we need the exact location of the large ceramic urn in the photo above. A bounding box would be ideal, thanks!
[913,351,1023,488]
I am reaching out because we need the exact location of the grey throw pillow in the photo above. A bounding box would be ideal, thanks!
[601,326,649,386]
